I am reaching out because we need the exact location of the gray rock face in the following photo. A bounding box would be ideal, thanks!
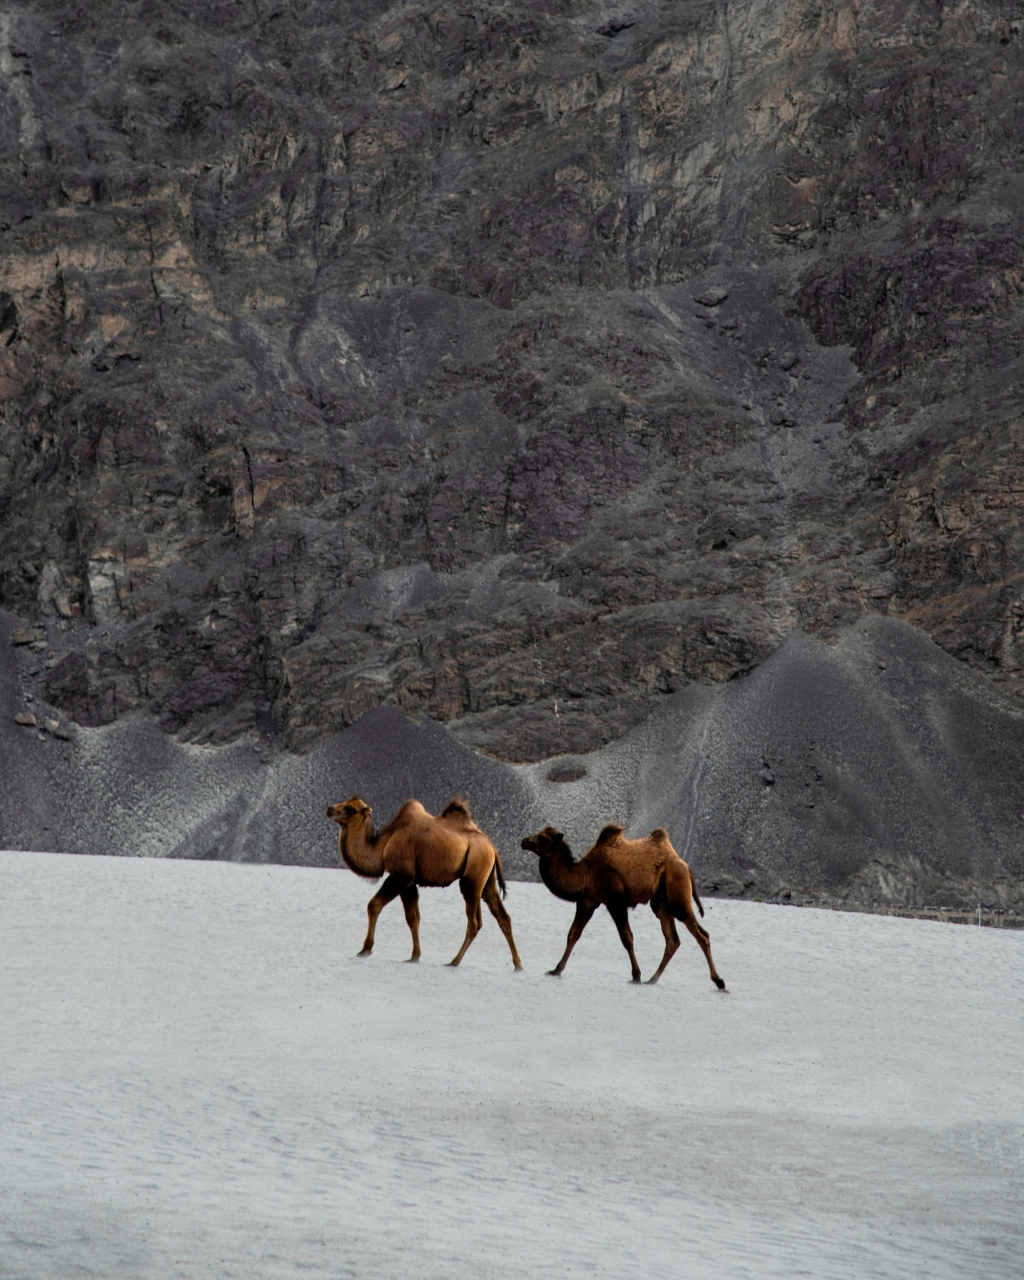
[4,608,1024,909]
[1,1,1024,787]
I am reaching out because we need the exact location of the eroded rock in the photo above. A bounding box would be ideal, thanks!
[0,1,1021,762]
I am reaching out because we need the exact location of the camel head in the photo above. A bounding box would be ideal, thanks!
[326,796,372,827]
[521,826,567,858]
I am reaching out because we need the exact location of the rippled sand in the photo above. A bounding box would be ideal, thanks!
[2,852,1021,1279]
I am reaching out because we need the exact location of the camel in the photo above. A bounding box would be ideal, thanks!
[521,823,725,988]
[326,795,522,970]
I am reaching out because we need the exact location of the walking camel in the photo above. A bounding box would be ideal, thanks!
[521,823,725,987]
[326,795,522,970]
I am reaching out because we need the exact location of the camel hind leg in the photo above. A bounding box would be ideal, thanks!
[666,860,725,989]
[482,868,523,970]
[646,900,681,984]
[680,913,725,989]
[448,873,485,967]
[360,874,406,957]
[400,884,421,962]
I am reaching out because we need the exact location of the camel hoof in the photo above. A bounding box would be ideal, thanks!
[404,957,420,964]
[357,948,373,958]
[545,969,562,978]
[446,960,462,968]
[713,976,726,990]
[630,975,642,984]
[513,963,523,972]
[645,976,660,985]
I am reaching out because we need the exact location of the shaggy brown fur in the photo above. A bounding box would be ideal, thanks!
[521,823,725,987]
[326,795,521,969]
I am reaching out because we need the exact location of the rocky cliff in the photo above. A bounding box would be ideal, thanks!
[2,0,1024,766]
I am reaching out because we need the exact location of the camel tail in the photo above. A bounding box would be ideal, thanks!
[493,849,508,900]
[692,886,705,918]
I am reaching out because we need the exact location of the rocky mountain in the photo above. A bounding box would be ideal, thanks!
[4,608,1024,912]
[2,0,1024,770]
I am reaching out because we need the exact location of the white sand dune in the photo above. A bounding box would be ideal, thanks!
[1,851,1021,1279]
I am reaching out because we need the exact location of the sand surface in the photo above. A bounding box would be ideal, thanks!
[2,851,1022,1279]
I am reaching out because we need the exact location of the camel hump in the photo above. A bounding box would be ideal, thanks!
[650,827,671,844]
[396,798,427,818]
[594,823,625,846]
[440,797,480,830]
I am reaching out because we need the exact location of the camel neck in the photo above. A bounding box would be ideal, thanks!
[538,845,587,901]
[339,820,386,878]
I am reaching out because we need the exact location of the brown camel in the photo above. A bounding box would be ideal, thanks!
[521,823,725,988]
[326,795,522,970]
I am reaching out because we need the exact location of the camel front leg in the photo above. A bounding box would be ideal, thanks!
[548,901,597,976]
[646,905,680,984]
[448,877,483,967]
[606,900,642,982]
[359,874,405,957]
[482,870,522,970]
[400,884,421,962]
